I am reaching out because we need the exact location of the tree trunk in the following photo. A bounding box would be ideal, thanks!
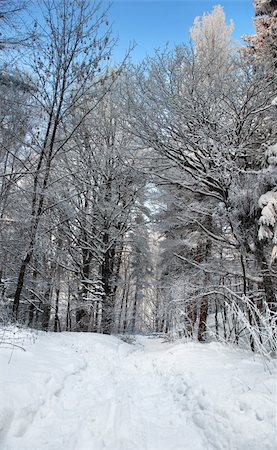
[76,308,89,332]
[131,280,139,333]
[28,267,38,327]
[13,252,32,320]
[54,288,60,332]
[187,300,197,337]
[196,240,211,342]
[101,233,116,334]
[256,242,276,314]
[66,296,71,331]
[198,295,209,341]
[215,301,219,339]
[41,304,51,331]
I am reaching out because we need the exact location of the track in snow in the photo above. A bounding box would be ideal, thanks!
[0,332,276,450]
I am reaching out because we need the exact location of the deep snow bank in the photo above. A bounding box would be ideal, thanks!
[0,329,276,450]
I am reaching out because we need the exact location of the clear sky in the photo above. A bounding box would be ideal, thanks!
[105,0,256,63]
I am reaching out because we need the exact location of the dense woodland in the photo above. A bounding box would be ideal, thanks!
[0,0,276,356]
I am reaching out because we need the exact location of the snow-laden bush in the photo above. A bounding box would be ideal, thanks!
[0,324,38,364]
[207,295,277,359]
[226,296,276,358]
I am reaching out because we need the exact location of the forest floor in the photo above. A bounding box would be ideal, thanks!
[0,329,276,450]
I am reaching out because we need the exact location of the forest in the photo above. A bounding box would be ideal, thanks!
[0,0,276,358]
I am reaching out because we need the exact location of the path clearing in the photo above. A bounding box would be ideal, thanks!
[0,331,276,450]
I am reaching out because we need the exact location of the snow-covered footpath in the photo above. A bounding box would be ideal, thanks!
[0,330,276,450]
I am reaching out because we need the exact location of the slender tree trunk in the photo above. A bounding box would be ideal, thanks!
[131,297,137,333]
[256,241,276,313]
[118,292,126,333]
[215,301,219,339]
[101,232,116,334]
[28,267,38,327]
[155,299,160,333]
[131,276,140,333]
[197,240,211,342]
[198,294,209,342]
[112,242,124,332]
[123,289,130,333]
[96,301,102,333]
[54,288,60,332]
[187,300,197,337]
[13,252,32,320]
[66,295,71,331]
[222,303,227,340]
[240,254,255,351]
[118,264,130,333]
[41,306,51,331]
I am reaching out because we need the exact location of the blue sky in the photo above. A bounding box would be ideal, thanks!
[105,0,256,63]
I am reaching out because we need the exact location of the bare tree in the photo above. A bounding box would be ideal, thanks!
[0,0,30,49]
[12,0,117,319]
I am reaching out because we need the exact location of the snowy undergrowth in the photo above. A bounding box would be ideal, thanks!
[0,329,276,450]
[0,325,38,360]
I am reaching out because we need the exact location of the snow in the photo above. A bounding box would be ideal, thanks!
[266,143,277,171]
[258,191,277,236]
[0,329,276,450]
